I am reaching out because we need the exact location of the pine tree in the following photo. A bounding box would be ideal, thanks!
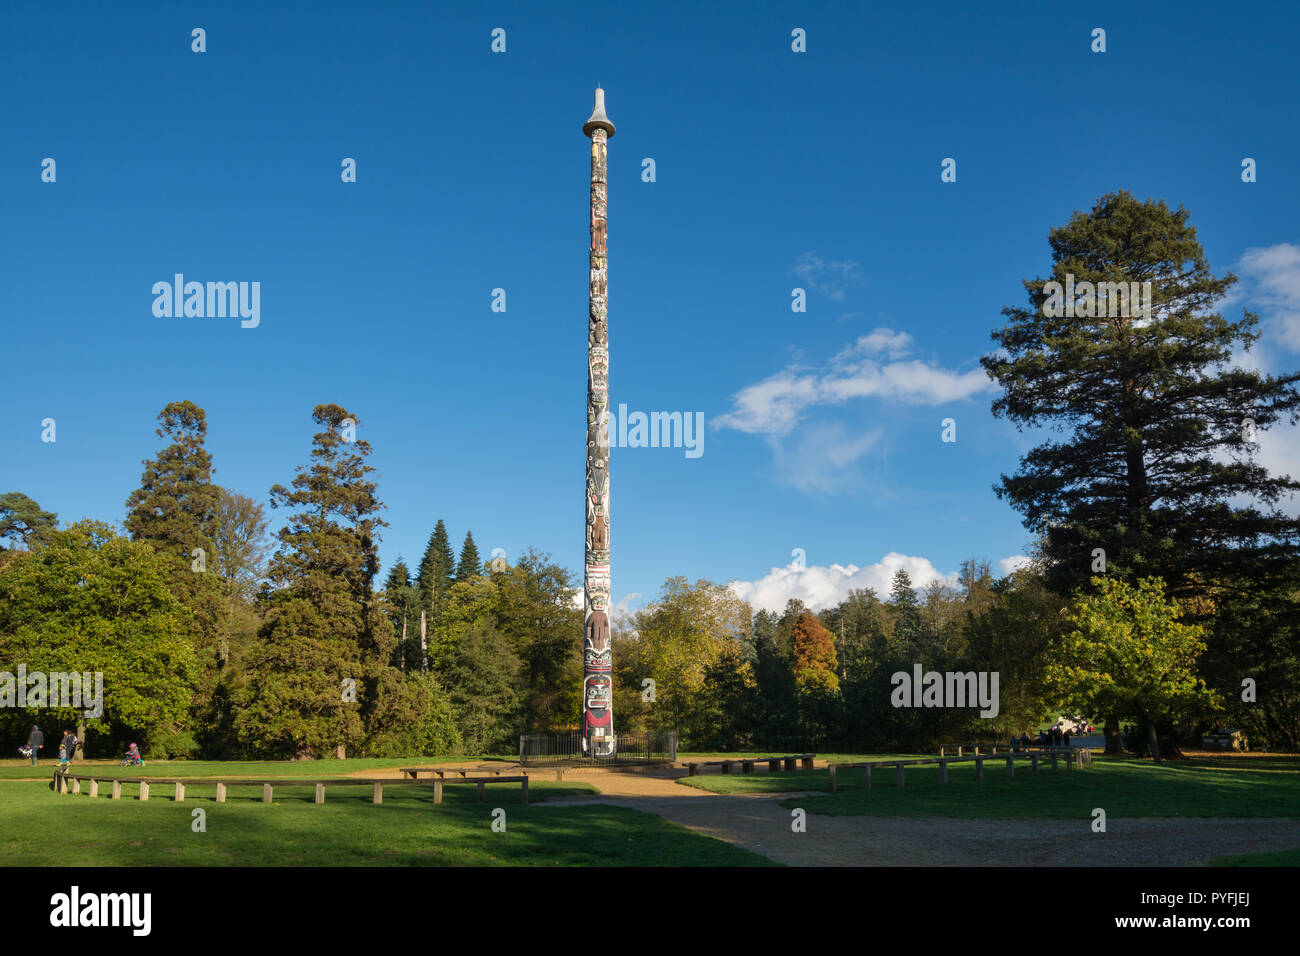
[235,405,394,758]
[889,569,923,650]
[416,520,457,614]
[123,401,226,747]
[982,191,1300,597]
[0,492,58,550]
[455,531,482,582]
[125,401,221,565]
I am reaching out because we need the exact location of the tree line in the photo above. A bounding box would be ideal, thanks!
[2,191,1297,760]
[0,403,582,759]
[614,192,1300,760]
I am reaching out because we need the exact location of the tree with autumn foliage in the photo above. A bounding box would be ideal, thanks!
[792,611,841,747]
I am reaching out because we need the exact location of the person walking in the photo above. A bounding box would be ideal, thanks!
[26,725,44,765]
[59,729,78,769]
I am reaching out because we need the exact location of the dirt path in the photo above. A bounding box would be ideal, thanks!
[525,766,1300,866]
[51,759,1288,865]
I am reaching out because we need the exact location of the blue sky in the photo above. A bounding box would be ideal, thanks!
[4,1,1298,614]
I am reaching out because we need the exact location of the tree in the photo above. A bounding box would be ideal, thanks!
[416,520,457,616]
[382,558,423,671]
[455,531,482,582]
[235,405,394,758]
[1049,576,1218,762]
[963,565,1066,742]
[888,569,923,651]
[792,612,839,694]
[124,401,221,565]
[209,488,270,605]
[123,401,226,752]
[440,619,521,755]
[750,601,803,748]
[488,550,584,732]
[0,522,197,754]
[0,492,58,549]
[792,612,841,748]
[982,191,1300,598]
[627,577,752,746]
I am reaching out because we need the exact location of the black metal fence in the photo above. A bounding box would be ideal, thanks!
[519,731,678,768]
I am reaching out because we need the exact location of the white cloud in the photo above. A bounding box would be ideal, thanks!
[1238,243,1300,351]
[1253,423,1300,517]
[726,552,957,614]
[614,592,643,615]
[997,555,1032,577]
[794,252,863,301]
[1223,243,1300,516]
[713,328,995,438]
[766,422,884,493]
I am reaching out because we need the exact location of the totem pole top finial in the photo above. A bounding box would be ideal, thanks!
[583,86,615,138]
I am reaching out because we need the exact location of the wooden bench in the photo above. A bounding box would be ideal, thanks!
[684,754,816,776]
[429,775,529,805]
[826,747,1092,792]
[399,766,514,780]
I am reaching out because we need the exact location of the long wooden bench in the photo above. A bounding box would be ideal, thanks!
[52,771,532,806]
[826,747,1092,792]
[683,754,816,776]
[429,775,529,805]
[398,766,514,780]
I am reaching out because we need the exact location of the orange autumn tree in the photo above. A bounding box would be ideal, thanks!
[792,612,839,693]
[792,612,841,745]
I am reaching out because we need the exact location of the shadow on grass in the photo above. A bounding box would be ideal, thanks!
[2,780,771,867]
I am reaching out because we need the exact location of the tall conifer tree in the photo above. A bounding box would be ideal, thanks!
[235,405,394,758]
[983,191,1300,596]
[455,531,481,582]
[124,401,225,749]
[416,519,457,613]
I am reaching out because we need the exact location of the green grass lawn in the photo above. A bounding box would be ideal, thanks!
[0,777,773,866]
[680,754,1300,820]
[677,754,932,793]
[1208,848,1300,866]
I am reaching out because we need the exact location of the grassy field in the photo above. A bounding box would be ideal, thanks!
[1208,848,1300,866]
[0,774,773,866]
[679,754,1300,820]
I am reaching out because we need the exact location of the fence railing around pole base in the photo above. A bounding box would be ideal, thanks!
[825,746,1092,793]
[519,731,678,768]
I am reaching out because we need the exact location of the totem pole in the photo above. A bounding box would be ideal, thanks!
[582,88,614,756]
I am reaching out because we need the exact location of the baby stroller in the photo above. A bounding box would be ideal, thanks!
[18,745,33,759]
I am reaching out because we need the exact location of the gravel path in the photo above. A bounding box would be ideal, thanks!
[524,765,1300,866]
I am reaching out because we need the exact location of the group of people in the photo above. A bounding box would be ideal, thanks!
[20,725,143,766]
[1007,724,1095,750]
[1041,726,1073,747]
[22,725,78,768]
